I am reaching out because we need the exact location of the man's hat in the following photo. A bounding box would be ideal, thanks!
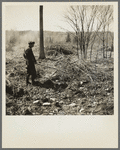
[28,41,35,44]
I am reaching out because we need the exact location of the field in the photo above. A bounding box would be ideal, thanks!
[5,30,114,115]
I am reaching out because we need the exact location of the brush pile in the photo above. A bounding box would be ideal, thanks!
[46,44,73,56]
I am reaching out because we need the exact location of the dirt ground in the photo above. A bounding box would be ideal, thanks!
[6,45,114,115]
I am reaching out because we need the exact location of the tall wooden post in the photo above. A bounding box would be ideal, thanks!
[39,5,45,59]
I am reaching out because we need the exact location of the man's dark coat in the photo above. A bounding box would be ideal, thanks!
[25,48,36,79]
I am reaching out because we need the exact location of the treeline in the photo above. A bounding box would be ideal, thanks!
[6,30,113,49]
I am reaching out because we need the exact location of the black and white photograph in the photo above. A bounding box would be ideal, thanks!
[5,3,115,115]
[2,1,118,148]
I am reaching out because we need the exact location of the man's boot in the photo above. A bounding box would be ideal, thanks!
[32,76,36,85]
[26,75,31,85]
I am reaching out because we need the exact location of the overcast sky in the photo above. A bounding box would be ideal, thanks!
[5,3,71,32]
[4,2,114,32]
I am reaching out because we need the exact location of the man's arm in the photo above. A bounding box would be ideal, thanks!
[31,49,37,63]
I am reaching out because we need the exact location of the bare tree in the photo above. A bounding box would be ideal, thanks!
[64,5,100,60]
[96,5,113,58]
[109,31,114,58]
[64,5,113,61]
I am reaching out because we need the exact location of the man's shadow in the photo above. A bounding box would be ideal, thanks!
[33,81,42,86]
[33,80,68,90]
[33,80,55,89]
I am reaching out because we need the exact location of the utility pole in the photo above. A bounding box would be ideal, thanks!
[39,5,45,59]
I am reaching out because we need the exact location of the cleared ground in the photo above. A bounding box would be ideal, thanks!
[6,42,114,115]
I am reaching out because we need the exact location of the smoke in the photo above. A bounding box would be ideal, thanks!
[6,30,39,50]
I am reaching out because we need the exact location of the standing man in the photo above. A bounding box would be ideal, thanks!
[24,41,37,85]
